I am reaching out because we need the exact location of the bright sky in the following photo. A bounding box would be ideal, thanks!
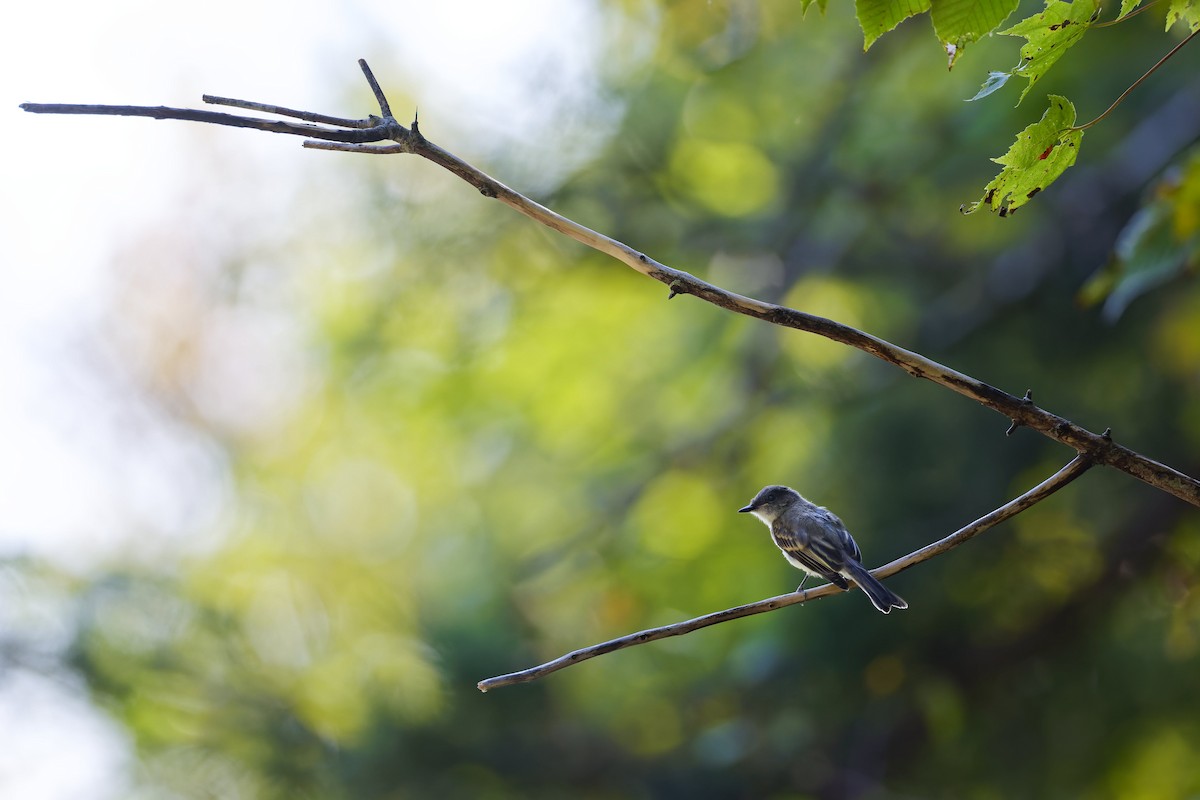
[0,1,650,796]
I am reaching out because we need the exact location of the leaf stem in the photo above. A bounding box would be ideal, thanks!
[1072,26,1200,130]
[1093,0,1161,27]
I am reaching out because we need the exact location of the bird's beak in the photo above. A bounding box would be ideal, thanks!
[737,504,754,513]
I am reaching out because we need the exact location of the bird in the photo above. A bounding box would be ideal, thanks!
[738,485,907,614]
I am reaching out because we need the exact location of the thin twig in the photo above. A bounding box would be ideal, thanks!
[357,58,393,118]
[304,141,407,154]
[477,454,1094,691]
[202,94,378,128]
[19,62,1200,507]
[19,102,392,144]
[1072,26,1200,131]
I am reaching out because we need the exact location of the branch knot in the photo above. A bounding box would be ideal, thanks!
[1005,389,1034,436]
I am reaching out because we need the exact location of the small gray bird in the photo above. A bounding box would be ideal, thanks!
[739,485,907,614]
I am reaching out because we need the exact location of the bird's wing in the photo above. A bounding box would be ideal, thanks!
[771,517,850,589]
[815,506,862,564]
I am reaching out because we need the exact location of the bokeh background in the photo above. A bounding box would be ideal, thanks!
[4,0,1200,797]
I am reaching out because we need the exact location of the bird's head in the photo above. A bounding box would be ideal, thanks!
[737,485,802,524]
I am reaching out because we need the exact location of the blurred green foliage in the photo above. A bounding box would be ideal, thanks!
[1081,147,1200,320]
[9,0,1200,797]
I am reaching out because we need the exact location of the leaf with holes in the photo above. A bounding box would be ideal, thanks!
[1000,0,1099,104]
[1166,0,1200,31]
[932,0,1021,63]
[961,95,1083,216]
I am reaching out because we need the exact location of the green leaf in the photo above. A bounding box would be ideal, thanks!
[932,0,1021,58]
[1165,0,1200,31]
[999,0,1099,104]
[967,70,1013,101]
[961,95,1082,216]
[801,0,831,14]
[856,0,933,50]
[1117,0,1142,19]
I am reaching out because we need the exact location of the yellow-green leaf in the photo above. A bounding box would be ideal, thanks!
[932,0,1021,58]
[999,0,1099,104]
[1166,0,1200,31]
[1117,0,1142,19]
[962,95,1082,216]
[856,0,933,50]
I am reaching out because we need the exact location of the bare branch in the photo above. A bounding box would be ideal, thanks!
[303,141,407,154]
[392,137,1199,507]
[1006,389,1034,436]
[202,94,378,128]
[357,58,393,118]
[19,102,391,144]
[19,61,1200,508]
[477,454,1094,691]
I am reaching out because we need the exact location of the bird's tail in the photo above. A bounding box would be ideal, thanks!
[843,561,908,614]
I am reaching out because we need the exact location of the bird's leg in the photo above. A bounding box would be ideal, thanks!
[794,574,809,594]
